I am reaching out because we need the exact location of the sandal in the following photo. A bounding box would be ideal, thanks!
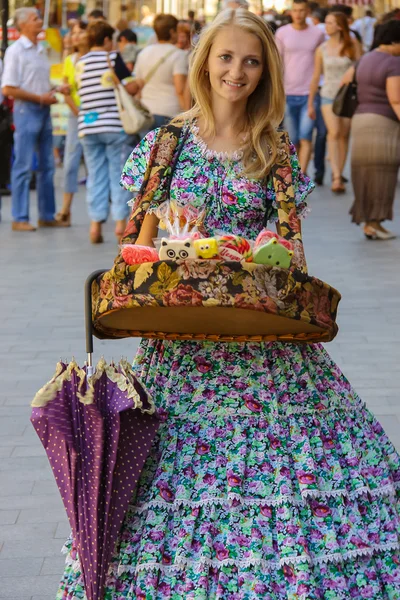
[55,212,71,227]
[89,222,103,244]
[331,176,345,195]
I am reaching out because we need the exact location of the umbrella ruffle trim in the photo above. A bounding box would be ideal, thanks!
[31,358,156,414]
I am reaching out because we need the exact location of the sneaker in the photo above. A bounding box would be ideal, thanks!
[12,221,36,231]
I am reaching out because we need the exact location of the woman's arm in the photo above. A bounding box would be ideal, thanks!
[386,76,400,121]
[136,212,160,246]
[308,47,323,120]
[173,74,188,110]
[340,65,355,86]
[353,40,362,60]
[64,94,79,116]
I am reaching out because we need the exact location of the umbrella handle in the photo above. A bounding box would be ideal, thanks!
[85,270,107,375]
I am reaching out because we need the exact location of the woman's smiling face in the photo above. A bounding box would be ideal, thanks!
[207,25,263,105]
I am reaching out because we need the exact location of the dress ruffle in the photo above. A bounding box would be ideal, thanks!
[56,341,400,599]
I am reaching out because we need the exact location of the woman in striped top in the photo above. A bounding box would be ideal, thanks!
[77,20,141,243]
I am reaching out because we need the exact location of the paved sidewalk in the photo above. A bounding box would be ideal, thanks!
[0,169,399,600]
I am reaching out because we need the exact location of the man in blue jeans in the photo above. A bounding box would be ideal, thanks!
[2,8,67,231]
[276,0,325,173]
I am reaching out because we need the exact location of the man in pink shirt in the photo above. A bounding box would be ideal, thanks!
[276,0,325,173]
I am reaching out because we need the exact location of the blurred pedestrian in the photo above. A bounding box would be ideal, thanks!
[1,8,67,231]
[134,14,188,129]
[187,9,201,36]
[117,29,138,72]
[347,20,400,240]
[308,12,360,193]
[141,5,155,26]
[176,21,192,51]
[87,9,105,23]
[352,9,376,52]
[275,0,325,173]
[77,20,142,243]
[55,21,89,226]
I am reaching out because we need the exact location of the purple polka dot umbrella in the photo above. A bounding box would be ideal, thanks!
[30,358,159,600]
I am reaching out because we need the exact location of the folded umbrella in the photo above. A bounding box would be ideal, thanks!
[31,358,159,600]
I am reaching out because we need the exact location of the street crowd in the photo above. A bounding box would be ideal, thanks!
[1,1,399,242]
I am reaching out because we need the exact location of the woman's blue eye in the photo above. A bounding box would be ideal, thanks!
[246,58,260,66]
[219,54,231,61]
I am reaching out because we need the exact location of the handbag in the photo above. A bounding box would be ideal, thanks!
[90,125,341,344]
[107,54,153,135]
[332,62,358,118]
[108,49,176,135]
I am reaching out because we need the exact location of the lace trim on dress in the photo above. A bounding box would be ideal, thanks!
[163,399,368,420]
[118,541,400,575]
[190,122,244,163]
[130,482,400,514]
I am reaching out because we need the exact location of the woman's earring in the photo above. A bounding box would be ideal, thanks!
[204,70,209,76]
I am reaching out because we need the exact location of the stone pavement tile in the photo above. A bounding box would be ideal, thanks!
[0,405,31,417]
[0,538,63,559]
[31,480,59,496]
[0,510,19,525]
[0,480,34,497]
[11,445,46,458]
[54,521,70,539]
[40,556,66,575]
[0,417,25,437]
[0,495,63,512]
[0,456,49,472]
[0,557,43,577]
[0,574,60,596]
[18,507,66,524]
[0,597,31,600]
[0,448,12,458]
[0,522,57,541]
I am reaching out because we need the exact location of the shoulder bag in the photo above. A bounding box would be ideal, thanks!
[108,49,176,135]
[332,61,359,118]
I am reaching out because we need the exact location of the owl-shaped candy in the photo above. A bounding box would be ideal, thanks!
[193,238,219,259]
[253,238,293,269]
[158,238,197,261]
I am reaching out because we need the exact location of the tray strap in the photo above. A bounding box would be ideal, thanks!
[271,131,307,274]
[118,126,307,273]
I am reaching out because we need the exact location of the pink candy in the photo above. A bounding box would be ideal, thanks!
[121,245,159,265]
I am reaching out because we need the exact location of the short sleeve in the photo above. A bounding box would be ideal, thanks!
[114,53,132,82]
[387,57,400,78]
[172,50,189,76]
[2,46,20,88]
[266,141,314,223]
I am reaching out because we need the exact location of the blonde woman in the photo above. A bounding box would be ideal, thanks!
[57,9,400,599]
[308,12,360,194]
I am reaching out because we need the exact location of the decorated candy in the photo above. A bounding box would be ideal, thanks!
[193,238,219,259]
[217,234,253,262]
[158,238,197,261]
[253,238,293,269]
[254,229,294,252]
[121,244,159,265]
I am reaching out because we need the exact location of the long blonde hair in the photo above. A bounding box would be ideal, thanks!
[173,9,285,180]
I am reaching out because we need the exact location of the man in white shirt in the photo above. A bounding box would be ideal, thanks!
[134,14,188,130]
[1,8,66,231]
[352,10,376,51]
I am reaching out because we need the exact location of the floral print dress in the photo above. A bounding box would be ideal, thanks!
[57,124,400,600]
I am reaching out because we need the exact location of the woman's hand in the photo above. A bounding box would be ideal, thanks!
[340,66,355,86]
[308,103,316,121]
